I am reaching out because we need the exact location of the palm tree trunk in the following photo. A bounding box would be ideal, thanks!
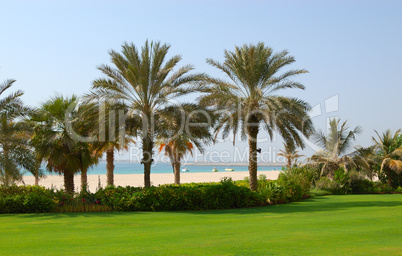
[81,168,88,191]
[34,174,39,185]
[247,116,259,191]
[142,133,154,188]
[106,148,114,186]
[174,162,181,185]
[287,158,292,169]
[64,169,75,194]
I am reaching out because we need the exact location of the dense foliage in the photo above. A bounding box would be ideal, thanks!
[0,179,266,214]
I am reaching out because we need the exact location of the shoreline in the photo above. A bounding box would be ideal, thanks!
[19,171,282,192]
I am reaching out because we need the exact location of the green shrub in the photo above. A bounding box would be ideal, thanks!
[95,179,263,211]
[0,185,55,213]
[315,168,351,195]
[349,171,376,194]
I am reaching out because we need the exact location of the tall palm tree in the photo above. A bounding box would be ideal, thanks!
[87,41,206,187]
[199,42,314,191]
[0,78,38,185]
[278,142,304,169]
[309,119,366,177]
[372,129,402,186]
[157,104,215,185]
[31,95,99,193]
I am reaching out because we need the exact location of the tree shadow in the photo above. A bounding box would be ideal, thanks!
[179,195,402,215]
[2,195,401,218]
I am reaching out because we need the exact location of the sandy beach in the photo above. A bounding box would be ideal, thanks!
[20,171,282,192]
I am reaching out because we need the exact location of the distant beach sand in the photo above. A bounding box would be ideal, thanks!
[20,171,281,192]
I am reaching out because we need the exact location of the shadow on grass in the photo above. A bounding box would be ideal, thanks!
[3,195,402,218]
[183,195,402,215]
[1,211,150,219]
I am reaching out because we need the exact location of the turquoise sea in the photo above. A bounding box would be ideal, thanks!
[32,162,282,176]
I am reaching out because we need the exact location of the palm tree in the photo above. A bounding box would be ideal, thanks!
[278,142,304,169]
[87,41,206,187]
[352,146,377,180]
[372,129,402,186]
[157,104,215,185]
[91,102,133,186]
[0,78,38,185]
[309,119,366,177]
[199,42,314,191]
[31,95,99,193]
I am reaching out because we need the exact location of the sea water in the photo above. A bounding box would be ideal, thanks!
[26,162,282,176]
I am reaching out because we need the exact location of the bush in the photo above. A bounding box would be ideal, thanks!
[315,168,351,195]
[0,185,55,213]
[349,171,375,194]
[98,178,263,211]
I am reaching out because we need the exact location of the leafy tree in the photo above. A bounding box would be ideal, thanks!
[199,42,314,191]
[157,104,215,185]
[87,41,205,187]
[0,78,38,185]
[372,129,402,187]
[309,119,368,177]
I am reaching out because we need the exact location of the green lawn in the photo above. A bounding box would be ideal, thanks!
[0,195,401,256]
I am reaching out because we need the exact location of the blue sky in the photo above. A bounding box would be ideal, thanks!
[1,0,401,162]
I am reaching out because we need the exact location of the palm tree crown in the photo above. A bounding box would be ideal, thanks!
[199,42,314,191]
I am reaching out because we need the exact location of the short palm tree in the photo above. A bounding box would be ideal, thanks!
[0,78,38,185]
[278,142,304,169]
[87,41,206,187]
[91,102,133,186]
[157,104,215,185]
[199,42,314,191]
[309,119,365,177]
[372,129,402,186]
[31,95,99,193]
[353,146,378,180]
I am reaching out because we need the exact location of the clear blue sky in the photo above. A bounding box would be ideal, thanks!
[1,0,401,162]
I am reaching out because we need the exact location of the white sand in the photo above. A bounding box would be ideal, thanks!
[20,171,281,192]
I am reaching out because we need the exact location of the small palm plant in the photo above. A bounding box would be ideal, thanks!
[309,119,366,177]
[278,142,304,169]
[372,129,402,186]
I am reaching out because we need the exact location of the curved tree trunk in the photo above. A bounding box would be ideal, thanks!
[106,148,114,186]
[64,169,75,194]
[81,168,88,191]
[247,115,259,191]
[174,162,181,185]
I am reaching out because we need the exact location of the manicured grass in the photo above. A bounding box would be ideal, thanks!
[0,194,401,256]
